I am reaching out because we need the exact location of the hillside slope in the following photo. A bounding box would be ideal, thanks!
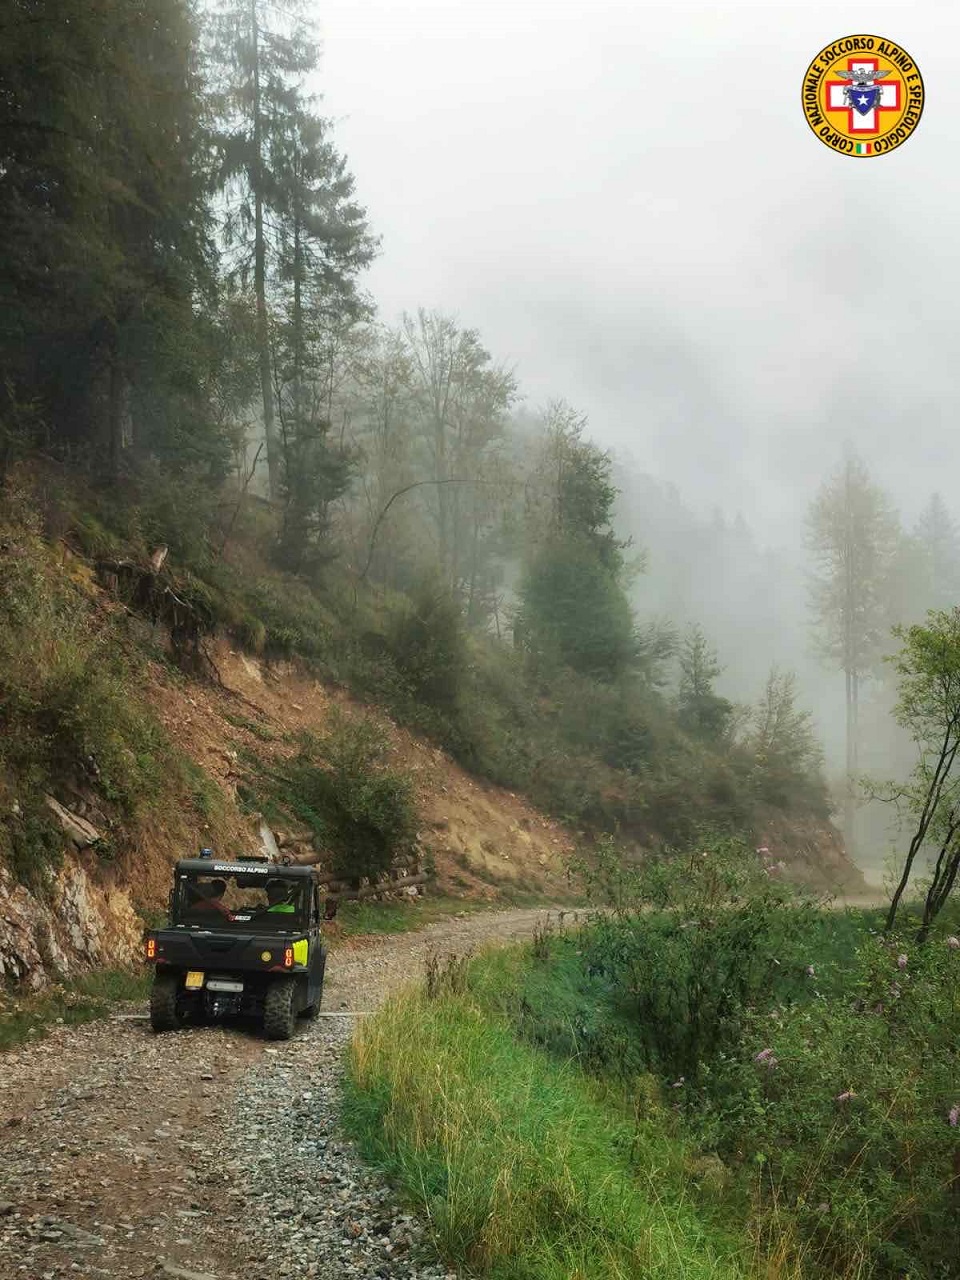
[0,487,863,990]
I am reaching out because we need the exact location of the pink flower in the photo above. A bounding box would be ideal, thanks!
[946,936,960,950]
[835,1090,856,1103]
[897,954,908,970]
[949,1106,958,1128]
[754,1047,773,1062]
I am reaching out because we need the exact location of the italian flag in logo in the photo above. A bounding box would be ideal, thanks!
[854,142,873,156]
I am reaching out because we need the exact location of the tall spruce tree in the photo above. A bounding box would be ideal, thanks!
[1,0,212,469]
[209,0,375,505]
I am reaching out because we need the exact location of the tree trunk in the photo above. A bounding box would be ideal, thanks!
[844,667,856,856]
[250,0,278,499]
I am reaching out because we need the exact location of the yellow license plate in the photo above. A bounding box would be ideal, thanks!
[185,970,205,990]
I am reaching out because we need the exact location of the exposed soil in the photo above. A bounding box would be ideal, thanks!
[0,905,583,1280]
[144,641,577,904]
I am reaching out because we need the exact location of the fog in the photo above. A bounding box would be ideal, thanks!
[310,0,958,875]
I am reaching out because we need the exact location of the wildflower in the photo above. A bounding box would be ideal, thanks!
[806,965,816,977]
[897,953,908,970]
[754,1047,774,1062]
[947,936,960,950]
[835,1090,856,1103]
[949,1106,958,1128]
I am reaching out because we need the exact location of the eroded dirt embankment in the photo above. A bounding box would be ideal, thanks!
[0,905,584,1280]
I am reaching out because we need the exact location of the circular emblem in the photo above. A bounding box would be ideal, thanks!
[802,35,924,156]
[260,950,272,962]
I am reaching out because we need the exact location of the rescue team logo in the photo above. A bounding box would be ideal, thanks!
[802,35,924,156]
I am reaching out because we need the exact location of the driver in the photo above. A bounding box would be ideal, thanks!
[262,879,296,915]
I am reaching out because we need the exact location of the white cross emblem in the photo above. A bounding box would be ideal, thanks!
[826,58,901,133]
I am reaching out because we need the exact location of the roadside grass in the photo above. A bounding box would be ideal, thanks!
[343,970,751,1280]
[333,897,488,938]
[0,968,150,1052]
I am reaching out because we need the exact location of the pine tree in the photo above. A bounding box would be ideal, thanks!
[1,0,212,468]
[915,493,960,609]
[677,625,732,740]
[806,454,900,850]
[209,0,375,504]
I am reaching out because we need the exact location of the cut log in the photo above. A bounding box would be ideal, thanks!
[325,872,430,903]
[44,795,100,849]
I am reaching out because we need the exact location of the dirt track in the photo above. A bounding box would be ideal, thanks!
[0,906,581,1280]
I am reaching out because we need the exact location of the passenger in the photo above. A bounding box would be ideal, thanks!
[190,878,232,918]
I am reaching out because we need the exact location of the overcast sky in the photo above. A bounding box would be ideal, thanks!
[311,0,955,548]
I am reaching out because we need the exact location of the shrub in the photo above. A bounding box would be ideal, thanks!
[4,803,64,894]
[268,714,418,882]
[385,577,467,713]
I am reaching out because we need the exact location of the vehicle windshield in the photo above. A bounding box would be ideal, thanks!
[172,872,309,932]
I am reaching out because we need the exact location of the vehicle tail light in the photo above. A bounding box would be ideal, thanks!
[146,938,156,959]
[284,947,294,968]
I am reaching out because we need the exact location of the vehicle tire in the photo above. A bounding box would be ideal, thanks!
[150,973,182,1033]
[263,978,297,1041]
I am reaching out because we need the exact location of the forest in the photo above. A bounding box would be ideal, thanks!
[2,5,960,1279]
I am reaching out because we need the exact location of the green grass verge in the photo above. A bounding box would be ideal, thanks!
[343,974,751,1280]
[0,968,150,1051]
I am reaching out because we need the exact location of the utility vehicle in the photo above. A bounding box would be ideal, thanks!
[143,856,327,1040]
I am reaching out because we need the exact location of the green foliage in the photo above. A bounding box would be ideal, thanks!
[344,981,749,1280]
[486,845,960,1280]
[4,804,64,895]
[0,498,227,887]
[744,668,829,816]
[677,625,733,742]
[519,538,638,680]
[702,929,960,1279]
[0,0,215,468]
[385,578,467,714]
[0,969,152,1052]
[266,714,418,881]
[883,608,960,932]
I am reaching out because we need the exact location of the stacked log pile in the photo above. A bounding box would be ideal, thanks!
[261,826,433,903]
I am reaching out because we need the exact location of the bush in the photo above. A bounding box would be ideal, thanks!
[344,980,749,1280]
[268,714,418,882]
[3,804,64,894]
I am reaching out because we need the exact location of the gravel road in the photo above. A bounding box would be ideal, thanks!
[0,906,582,1280]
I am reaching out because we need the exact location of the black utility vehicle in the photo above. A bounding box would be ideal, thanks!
[144,857,327,1040]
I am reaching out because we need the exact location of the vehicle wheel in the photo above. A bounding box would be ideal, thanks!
[150,973,182,1033]
[263,978,297,1040]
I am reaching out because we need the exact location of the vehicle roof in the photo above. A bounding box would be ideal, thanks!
[174,858,320,880]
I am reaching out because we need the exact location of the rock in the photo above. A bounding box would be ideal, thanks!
[159,1265,219,1280]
